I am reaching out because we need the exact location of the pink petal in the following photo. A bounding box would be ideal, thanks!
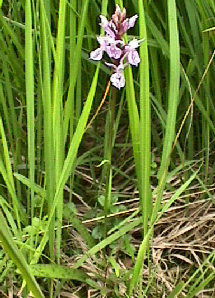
[97,36,109,50]
[110,72,125,89]
[121,20,129,33]
[122,8,126,20]
[100,15,109,28]
[128,15,138,29]
[100,15,115,38]
[128,50,140,66]
[106,45,122,59]
[128,39,140,49]
[115,4,121,15]
[90,48,103,60]
[112,5,122,24]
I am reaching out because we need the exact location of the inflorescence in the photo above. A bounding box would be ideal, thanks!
[90,5,143,89]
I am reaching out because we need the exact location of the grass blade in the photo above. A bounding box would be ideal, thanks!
[129,169,198,295]
[0,211,44,298]
[31,65,100,264]
[25,0,35,233]
[40,0,55,260]
[152,0,180,222]
[52,0,67,263]
[138,0,152,236]
[30,264,88,282]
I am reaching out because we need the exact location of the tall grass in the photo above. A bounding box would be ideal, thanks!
[0,0,214,297]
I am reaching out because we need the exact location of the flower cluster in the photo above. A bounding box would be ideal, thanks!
[90,5,142,89]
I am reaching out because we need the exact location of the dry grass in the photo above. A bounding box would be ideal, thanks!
[150,198,215,297]
[59,167,215,297]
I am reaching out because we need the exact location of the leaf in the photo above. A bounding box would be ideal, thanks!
[109,256,120,277]
[166,282,185,298]
[0,211,44,297]
[30,264,88,282]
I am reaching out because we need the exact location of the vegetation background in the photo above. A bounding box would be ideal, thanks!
[0,0,214,297]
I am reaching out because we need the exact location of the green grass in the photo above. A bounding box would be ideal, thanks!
[0,0,214,297]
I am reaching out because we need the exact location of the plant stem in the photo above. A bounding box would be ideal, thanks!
[103,87,116,238]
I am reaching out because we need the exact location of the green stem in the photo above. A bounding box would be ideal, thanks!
[103,87,116,238]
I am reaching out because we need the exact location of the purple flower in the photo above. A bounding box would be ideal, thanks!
[128,50,140,66]
[111,5,126,27]
[89,5,143,89]
[90,36,124,61]
[90,36,109,60]
[90,48,103,61]
[111,5,138,38]
[111,71,125,89]
[106,40,124,59]
[99,15,116,38]
[124,39,143,66]
[106,63,125,89]
[119,14,138,36]
[106,43,122,59]
[128,15,138,29]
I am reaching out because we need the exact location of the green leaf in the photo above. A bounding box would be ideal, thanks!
[109,256,120,278]
[166,282,185,298]
[0,211,44,297]
[30,264,88,282]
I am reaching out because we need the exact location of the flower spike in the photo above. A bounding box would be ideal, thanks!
[90,6,143,89]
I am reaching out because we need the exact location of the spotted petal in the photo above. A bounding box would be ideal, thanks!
[106,44,122,59]
[128,50,140,66]
[110,72,125,89]
[90,48,103,60]
[128,15,138,29]
[100,15,115,38]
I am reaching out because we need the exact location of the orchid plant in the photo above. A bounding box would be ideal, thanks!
[90,5,143,89]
